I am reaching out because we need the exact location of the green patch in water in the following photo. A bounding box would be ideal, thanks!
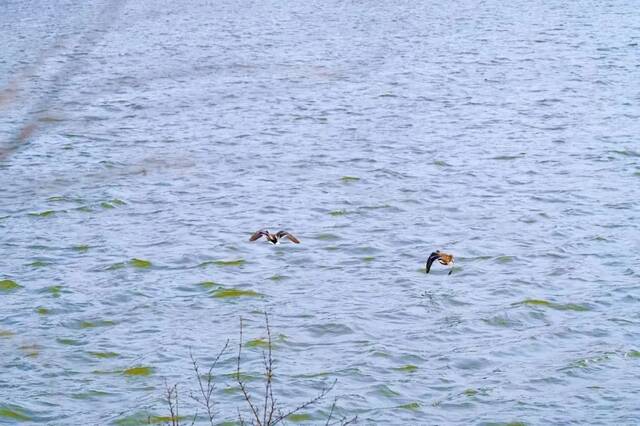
[36,306,50,315]
[76,206,93,213]
[130,258,152,268]
[463,388,478,396]
[496,255,515,263]
[492,155,522,160]
[269,274,288,281]
[433,160,451,167]
[114,413,185,426]
[47,195,69,202]
[20,344,40,357]
[78,320,116,329]
[211,287,261,299]
[89,351,119,359]
[101,199,126,209]
[44,285,62,297]
[626,350,640,358]
[362,256,375,262]
[29,210,58,217]
[198,280,218,289]
[0,406,31,421]
[324,246,339,251]
[315,233,339,241]
[222,386,241,395]
[329,209,348,216]
[226,371,259,382]
[123,366,154,376]
[107,262,126,270]
[287,413,312,422]
[516,299,590,312]
[57,338,81,346]
[72,390,112,400]
[394,364,418,373]
[73,244,90,253]
[246,338,269,348]
[0,330,14,338]
[340,176,360,182]
[28,260,49,268]
[0,279,21,292]
[377,384,400,397]
[213,259,246,267]
[398,402,421,411]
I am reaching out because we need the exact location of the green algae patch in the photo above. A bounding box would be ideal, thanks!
[101,199,126,209]
[198,280,218,289]
[214,259,246,267]
[199,259,246,267]
[362,256,375,262]
[515,299,590,312]
[77,320,116,329]
[114,413,185,426]
[246,338,269,348]
[463,388,478,396]
[269,274,288,281]
[44,285,63,297]
[315,233,339,241]
[107,262,126,270]
[73,244,90,253]
[211,287,261,299]
[626,350,640,358]
[0,329,14,338]
[36,306,50,315]
[394,364,418,373]
[0,406,31,421]
[28,260,49,268]
[340,176,360,182]
[47,195,69,202]
[0,280,21,292]
[29,210,58,217]
[288,413,312,422]
[398,402,421,411]
[89,351,119,359]
[57,338,81,346]
[123,366,154,376]
[329,209,349,216]
[72,390,112,400]
[377,384,400,397]
[130,258,152,268]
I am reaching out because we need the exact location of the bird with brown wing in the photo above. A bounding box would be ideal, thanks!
[250,230,300,245]
[426,250,454,275]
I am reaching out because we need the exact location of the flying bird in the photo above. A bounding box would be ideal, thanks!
[426,251,454,275]
[250,230,300,245]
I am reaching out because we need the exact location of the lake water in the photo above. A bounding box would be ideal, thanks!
[1,0,639,424]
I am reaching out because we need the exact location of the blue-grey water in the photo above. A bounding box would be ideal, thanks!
[1,0,640,424]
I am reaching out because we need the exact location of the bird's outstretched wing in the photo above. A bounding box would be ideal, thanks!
[426,251,441,274]
[276,231,300,244]
[249,230,268,241]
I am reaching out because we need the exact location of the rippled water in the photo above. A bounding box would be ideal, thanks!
[2,0,640,424]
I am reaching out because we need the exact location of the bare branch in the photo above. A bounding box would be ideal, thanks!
[237,317,262,426]
[189,340,229,425]
[270,379,337,425]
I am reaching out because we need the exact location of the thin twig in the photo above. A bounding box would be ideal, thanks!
[189,340,229,425]
[237,317,262,426]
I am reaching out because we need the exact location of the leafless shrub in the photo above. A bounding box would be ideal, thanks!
[158,312,356,425]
